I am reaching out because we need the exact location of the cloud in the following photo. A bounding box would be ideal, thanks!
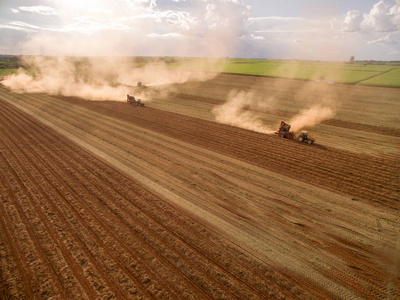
[339,1,400,33]
[0,0,399,60]
[362,0,399,32]
[148,32,182,38]
[342,10,363,32]
[5,21,41,31]
[368,33,399,44]
[249,34,264,40]
[18,6,59,16]
[0,0,252,57]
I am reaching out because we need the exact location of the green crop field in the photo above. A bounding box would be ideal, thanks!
[0,69,18,76]
[358,67,400,87]
[216,59,399,86]
[170,58,400,87]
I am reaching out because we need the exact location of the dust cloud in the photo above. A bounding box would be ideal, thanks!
[289,105,335,132]
[2,56,222,101]
[288,80,340,131]
[212,90,274,134]
[213,77,339,135]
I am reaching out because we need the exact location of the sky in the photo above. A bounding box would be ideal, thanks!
[0,0,399,61]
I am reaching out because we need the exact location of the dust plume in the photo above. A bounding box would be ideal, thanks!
[1,0,244,100]
[116,59,223,87]
[212,77,339,134]
[3,56,129,101]
[2,56,222,101]
[212,90,274,134]
[287,79,340,131]
[289,105,335,132]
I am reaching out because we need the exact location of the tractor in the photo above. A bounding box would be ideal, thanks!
[297,131,315,144]
[127,94,145,106]
[276,121,316,144]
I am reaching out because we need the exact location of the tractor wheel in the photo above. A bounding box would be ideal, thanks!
[298,136,304,142]
[280,134,285,138]
[307,140,313,144]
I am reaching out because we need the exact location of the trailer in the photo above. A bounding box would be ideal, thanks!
[275,121,296,139]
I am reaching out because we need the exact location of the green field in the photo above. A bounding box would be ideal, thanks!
[168,58,399,87]
[172,58,399,87]
[358,67,400,87]
[0,69,19,76]
[223,59,392,83]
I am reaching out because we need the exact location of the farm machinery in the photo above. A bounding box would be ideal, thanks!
[297,131,315,144]
[275,121,315,144]
[127,94,144,106]
[275,121,296,139]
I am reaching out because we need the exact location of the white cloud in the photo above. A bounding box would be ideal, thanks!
[249,34,264,40]
[342,10,362,32]
[0,0,399,60]
[19,6,59,16]
[8,21,41,31]
[368,33,399,44]
[0,23,37,32]
[339,1,400,33]
[148,32,181,38]
[362,0,398,32]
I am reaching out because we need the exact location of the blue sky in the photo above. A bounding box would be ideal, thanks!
[0,0,399,60]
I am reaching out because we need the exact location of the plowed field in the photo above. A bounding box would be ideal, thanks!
[1,73,399,299]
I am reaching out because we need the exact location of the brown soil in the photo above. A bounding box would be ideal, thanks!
[1,78,399,299]
[0,99,310,299]
[59,96,399,211]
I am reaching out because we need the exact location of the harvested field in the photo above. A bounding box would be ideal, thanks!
[0,73,399,299]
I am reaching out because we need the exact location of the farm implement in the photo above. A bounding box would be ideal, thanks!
[275,121,316,144]
[127,94,145,106]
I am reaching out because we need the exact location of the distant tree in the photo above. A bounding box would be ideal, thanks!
[349,56,355,64]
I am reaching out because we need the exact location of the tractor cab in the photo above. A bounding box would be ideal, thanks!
[300,131,308,138]
[297,131,315,144]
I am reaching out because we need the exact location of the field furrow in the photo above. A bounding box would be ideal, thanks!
[1,72,399,300]
[0,95,316,299]
[49,94,398,209]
